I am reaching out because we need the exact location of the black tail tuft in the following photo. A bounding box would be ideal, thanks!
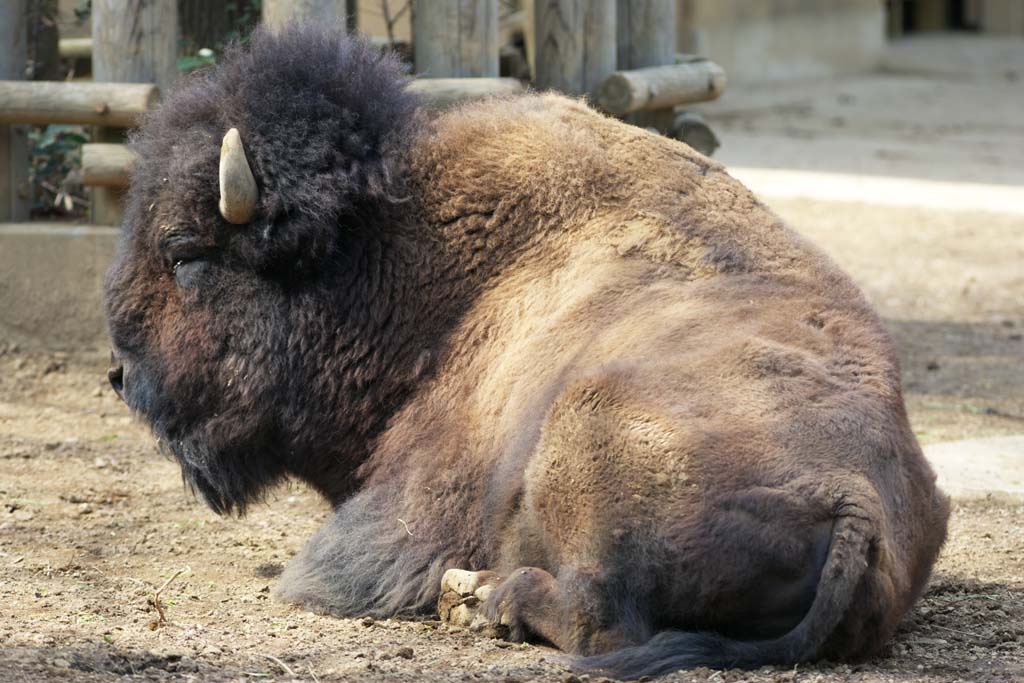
[572,630,790,679]
[573,512,876,680]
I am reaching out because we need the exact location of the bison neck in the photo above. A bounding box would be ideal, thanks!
[277,212,493,505]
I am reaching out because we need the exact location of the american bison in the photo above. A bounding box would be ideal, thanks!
[104,25,949,679]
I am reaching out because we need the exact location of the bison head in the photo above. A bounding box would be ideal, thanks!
[104,26,425,514]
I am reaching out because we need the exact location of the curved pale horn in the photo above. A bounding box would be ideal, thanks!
[218,128,257,224]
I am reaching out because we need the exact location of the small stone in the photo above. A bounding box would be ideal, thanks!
[51,658,71,668]
[913,637,948,646]
[926,360,940,371]
[254,562,284,578]
[360,616,375,627]
[470,614,510,640]
[41,360,66,375]
[395,647,414,660]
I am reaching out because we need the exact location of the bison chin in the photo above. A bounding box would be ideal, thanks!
[156,422,286,516]
[110,351,288,515]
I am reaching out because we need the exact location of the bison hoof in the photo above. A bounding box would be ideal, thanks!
[438,569,507,638]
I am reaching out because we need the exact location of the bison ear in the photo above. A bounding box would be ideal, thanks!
[218,128,258,225]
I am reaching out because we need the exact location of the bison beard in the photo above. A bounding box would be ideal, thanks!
[104,24,949,680]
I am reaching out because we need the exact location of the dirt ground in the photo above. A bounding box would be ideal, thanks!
[3,43,1024,683]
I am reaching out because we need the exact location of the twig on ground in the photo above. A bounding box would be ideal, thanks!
[929,623,984,640]
[151,567,188,627]
[397,518,414,536]
[308,665,321,683]
[262,654,296,677]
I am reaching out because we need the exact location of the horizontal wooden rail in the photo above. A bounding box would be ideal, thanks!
[82,143,135,187]
[597,59,726,115]
[58,37,92,60]
[0,81,158,127]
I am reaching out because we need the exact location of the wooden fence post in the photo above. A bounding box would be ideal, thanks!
[616,0,676,71]
[346,0,359,32]
[414,0,499,77]
[90,0,177,226]
[0,0,30,222]
[533,0,615,100]
[616,0,676,130]
[263,0,346,29]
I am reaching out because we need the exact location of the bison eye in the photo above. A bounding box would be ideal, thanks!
[172,257,211,289]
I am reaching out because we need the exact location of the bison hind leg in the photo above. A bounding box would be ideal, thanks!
[438,566,650,655]
[437,569,506,634]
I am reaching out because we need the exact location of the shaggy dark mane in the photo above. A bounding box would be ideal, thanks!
[126,23,421,265]
[108,23,429,515]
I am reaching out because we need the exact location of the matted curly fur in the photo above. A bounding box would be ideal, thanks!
[104,23,949,680]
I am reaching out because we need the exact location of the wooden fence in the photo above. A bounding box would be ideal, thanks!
[0,0,725,226]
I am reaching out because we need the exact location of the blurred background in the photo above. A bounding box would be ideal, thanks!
[0,2,1022,681]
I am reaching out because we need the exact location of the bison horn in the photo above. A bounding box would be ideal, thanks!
[218,128,258,224]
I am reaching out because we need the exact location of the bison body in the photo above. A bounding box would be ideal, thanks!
[104,26,948,679]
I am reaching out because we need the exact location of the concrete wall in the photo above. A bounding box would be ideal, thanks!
[0,224,117,351]
[678,0,886,85]
[981,0,1024,35]
[358,2,412,42]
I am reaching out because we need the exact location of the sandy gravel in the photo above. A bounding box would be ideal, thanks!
[0,356,1021,683]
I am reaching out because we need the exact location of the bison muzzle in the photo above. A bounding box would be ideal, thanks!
[103,25,949,679]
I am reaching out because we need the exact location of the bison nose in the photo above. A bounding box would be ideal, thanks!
[108,363,125,400]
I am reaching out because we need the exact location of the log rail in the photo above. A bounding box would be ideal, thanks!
[0,81,158,128]
[81,143,136,188]
[597,60,727,116]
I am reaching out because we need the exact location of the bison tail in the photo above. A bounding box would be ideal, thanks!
[571,512,875,679]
